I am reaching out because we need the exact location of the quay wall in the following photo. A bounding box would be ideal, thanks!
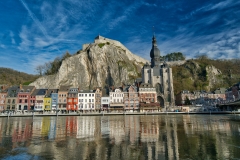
[0,111,239,118]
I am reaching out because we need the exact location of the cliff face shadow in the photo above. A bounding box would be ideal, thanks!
[105,66,114,89]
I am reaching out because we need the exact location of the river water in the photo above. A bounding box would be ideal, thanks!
[0,114,239,160]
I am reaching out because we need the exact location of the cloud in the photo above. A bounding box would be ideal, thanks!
[10,31,16,44]
[0,44,5,49]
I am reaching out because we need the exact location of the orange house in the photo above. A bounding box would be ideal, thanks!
[67,88,79,111]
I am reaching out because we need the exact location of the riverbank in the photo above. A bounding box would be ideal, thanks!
[0,111,240,117]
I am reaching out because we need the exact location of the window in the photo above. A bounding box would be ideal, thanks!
[89,99,91,102]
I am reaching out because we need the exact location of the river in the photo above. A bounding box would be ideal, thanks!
[0,114,239,160]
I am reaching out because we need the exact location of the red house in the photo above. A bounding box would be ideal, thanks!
[67,88,79,111]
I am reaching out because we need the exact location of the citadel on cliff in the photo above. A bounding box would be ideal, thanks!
[0,35,177,113]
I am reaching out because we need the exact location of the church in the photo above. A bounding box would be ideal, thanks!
[141,35,175,108]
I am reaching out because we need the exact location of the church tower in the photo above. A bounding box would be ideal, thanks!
[142,35,175,108]
[150,35,161,67]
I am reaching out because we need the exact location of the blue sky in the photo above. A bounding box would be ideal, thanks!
[0,0,239,74]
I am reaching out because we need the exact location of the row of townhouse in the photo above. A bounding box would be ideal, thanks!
[175,88,227,107]
[0,83,161,112]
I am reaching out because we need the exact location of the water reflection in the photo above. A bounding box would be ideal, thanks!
[0,115,239,159]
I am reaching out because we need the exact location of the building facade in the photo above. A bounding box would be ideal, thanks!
[58,86,70,111]
[78,90,95,111]
[35,89,47,111]
[67,88,79,111]
[17,85,35,111]
[0,91,7,111]
[109,88,124,111]
[123,85,139,112]
[5,86,19,111]
[101,97,110,111]
[94,88,102,112]
[141,36,175,107]
[50,90,58,111]
[139,83,159,112]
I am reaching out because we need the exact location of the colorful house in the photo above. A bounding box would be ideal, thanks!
[67,88,79,111]
[50,89,58,111]
[58,86,70,112]
[94,88,102,112]
[139,83,159,112]
[5,86,20,111]
[17,85,35,111]
[0,88,8,112]
[30,89,39,110]
[34,89,47,111]
[123,85,139,112]
[44,89,58,111]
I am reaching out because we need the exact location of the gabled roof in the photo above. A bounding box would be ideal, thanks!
[7,86,20,97]
[79,90,95,93]
[45,89,58,97]
[68,88,79,93]
[19,86,35,93]
[123,85,138,92]
[31,89,40,96]
[36,89,48,96]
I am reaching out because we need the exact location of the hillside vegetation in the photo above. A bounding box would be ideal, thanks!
[172,55,240,94]
[0,68,39,86]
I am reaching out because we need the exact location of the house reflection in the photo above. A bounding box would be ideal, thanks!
[0,115,239,159]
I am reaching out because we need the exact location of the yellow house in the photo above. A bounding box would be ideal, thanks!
[44,97,51,111]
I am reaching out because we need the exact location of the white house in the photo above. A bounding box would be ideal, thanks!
[101,97,110,110]
[78,90,95,111]
[109,88,124,110]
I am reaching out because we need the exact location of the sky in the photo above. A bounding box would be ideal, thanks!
[0,0,239,74]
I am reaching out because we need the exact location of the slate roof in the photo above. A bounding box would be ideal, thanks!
[31,89,40,96]
[123,85,138,92]
[19,86,35,93]
[36,89,48,96]
[7,86,20,97]
[45,89,58,97]
[79,90,94,93]
[68,88,79,94]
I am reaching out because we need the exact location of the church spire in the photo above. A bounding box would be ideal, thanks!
[150,32,161,67]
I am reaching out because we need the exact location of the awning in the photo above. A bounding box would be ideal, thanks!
[109,104,124,107]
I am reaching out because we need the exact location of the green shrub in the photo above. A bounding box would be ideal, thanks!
[98,43,105,48]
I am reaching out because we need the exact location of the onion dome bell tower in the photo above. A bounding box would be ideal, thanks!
[150,35,161,67]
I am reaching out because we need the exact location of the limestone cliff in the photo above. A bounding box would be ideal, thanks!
[30,36,147,89]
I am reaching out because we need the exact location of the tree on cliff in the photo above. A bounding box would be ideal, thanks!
[35,51,72,75]
[162,52,185,61]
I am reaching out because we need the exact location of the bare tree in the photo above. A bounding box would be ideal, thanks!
[35,65,45,76]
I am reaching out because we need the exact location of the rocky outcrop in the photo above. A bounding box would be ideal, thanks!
[30,36,148,89]
[206,65,222,90]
